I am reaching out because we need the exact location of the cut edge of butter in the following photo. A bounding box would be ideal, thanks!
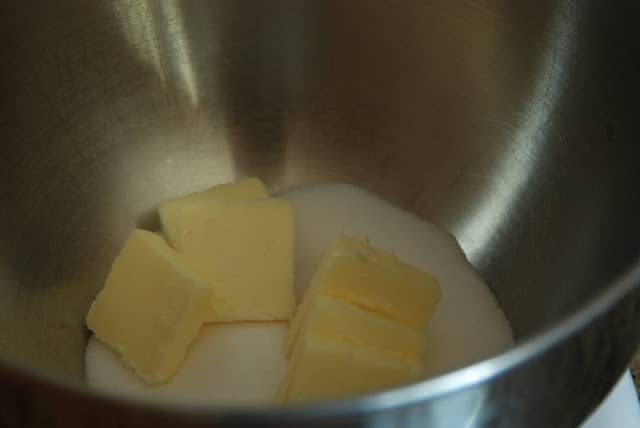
[279,330,424,404]
[286,235,441,352]
[326,237,442,328]
[283,294,427,362]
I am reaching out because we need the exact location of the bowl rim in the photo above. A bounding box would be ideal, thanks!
[1,255,639,421]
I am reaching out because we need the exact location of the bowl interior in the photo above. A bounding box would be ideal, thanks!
[0,0,638,388]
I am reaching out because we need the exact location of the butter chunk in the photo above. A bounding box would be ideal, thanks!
[284,294,426,361]
[86,229,211,384]
[159,177,268,251]
[180,198,295,322]
[287,236,441,349]
[279,331,423,404]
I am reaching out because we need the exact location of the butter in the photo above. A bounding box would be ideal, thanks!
[279,331,423,404]
[159,177,268,251]
[279,236,439,404]
[86,229,211,384]
[179,198,295,322]
[286,236,441,351]
[284,294,426,361]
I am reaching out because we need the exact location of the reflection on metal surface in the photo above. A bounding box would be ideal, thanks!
[158,2,200,107]
[112,1,203,107]
[0,0,638,427]
[111,1,164,83]
[454,2,577,263]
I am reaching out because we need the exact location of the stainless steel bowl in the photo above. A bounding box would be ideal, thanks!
[0,1,639,427]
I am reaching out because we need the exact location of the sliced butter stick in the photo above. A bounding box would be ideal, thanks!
[285,235,441,353]
[279,331,423,404]
[159,177,268,251]
[180,198,295,322]
[284,294,426,361]
[86,229,211,384]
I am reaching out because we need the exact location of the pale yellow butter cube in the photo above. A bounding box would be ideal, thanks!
[86,229,211,384]
[287,236,441,349]
[284,294,426,361]
[180,198,295,322]
[279,331,423,404]
[159,177,268,251]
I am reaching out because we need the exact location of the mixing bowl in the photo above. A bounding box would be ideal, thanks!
[0,1,639,427]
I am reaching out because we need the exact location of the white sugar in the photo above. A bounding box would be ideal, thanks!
[86,182,514,405]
